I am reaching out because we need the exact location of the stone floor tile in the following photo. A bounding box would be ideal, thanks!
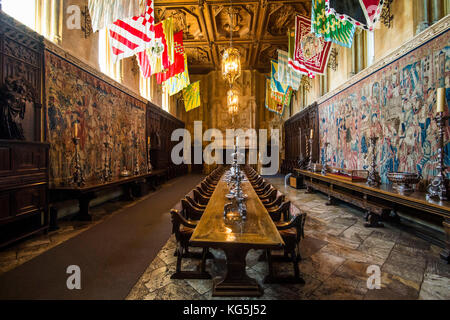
[364,272,420,300]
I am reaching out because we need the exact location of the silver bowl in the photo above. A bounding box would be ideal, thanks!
[387,172,422,192]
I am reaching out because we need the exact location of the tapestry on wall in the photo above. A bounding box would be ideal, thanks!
[312,0,357,48]
[45,51,147,187]
[294,15,332,76]
[318,31,450,184]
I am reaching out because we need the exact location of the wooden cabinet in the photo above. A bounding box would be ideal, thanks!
[0,140,49,247]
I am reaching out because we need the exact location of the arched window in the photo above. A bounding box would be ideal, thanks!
[98,28,122,82]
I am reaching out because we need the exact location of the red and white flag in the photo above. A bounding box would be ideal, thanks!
[108,0,155,63]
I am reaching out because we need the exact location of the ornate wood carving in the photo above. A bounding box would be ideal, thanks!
[283,102,319,170]
[0,11,44,141]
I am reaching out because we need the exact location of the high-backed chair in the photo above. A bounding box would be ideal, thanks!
[266,198,289,222]
[193,189,210,205]
[170,206,211,279]
[181,198,204,220]
[259,188,277,204]
[264,191,285,211]
[197,185,213,197]
[264,204,307,284]
[185,192,206,210]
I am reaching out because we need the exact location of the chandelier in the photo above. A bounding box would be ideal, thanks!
[222,47,241,85]
[227,88,239,115]
[221,0,241,85]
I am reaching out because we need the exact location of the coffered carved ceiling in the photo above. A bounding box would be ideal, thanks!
[154,0,311,74]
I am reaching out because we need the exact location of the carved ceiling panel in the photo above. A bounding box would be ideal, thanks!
[154,0,310,73]
[155,6,204,40]
[211,4,256,40]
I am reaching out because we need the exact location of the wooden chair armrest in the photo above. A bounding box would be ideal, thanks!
[171,209,197,229]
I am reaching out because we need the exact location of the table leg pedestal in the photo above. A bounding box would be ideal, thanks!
[213,247,263,297]
[75,193,94,221]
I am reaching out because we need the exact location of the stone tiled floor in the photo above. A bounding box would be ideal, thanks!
[126,177,450,300]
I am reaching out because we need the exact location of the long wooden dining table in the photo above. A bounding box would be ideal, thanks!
[190,172,284,297]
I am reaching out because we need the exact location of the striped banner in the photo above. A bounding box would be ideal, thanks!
[277,49,302,91]
[108,0,155,63]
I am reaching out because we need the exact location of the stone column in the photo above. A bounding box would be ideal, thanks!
[416,0,430,34]
[51,0,62,44]
[431,0,444,24]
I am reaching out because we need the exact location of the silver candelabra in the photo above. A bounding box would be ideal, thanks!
[427,112,449,200]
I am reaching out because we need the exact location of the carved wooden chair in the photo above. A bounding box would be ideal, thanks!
[264,204,307,284]
[266,200,290,222]
[197,184,213,197]
[181,198,204,220]
[201,181,215,193]
[193,188,210,205]
[259,188,277,204]
[254,180,269,192]
[185,191,206,210]
[256,184,271,196]
[264,192,286,213]
[170,206,211,279]
[205,176,218,186]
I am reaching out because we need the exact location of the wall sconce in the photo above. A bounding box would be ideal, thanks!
[81,5,93,38]
[327,48,339,71]
[381,0,394,29]
[300,76,311,92]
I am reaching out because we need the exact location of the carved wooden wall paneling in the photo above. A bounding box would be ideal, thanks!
[0,12,44,141]
[284,102,319,163]
[146,101,185,170]
[154,0,311,73]
[0,12,49,247]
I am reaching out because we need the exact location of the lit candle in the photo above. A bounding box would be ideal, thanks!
[436,87,446,113]
[74,122,78,138]
[310,129,314,139]
[147,137,150,145]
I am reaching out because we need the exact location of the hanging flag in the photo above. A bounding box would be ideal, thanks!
[163,54,190,96]
[270,60,292,106]
[183,81,201,112]
[293,15,332,76]
[312,0,356,48]
[324,0,385,31]
[156,30,185,84]
[136,18,173,78]
[288,29,315,79]
[265,77,285,116]
[108,0,155,63]
[278,50,302,91]
[88,0,143,33]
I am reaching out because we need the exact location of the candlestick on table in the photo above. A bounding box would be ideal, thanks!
[72,137,85,186]
[437,87,446,113]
